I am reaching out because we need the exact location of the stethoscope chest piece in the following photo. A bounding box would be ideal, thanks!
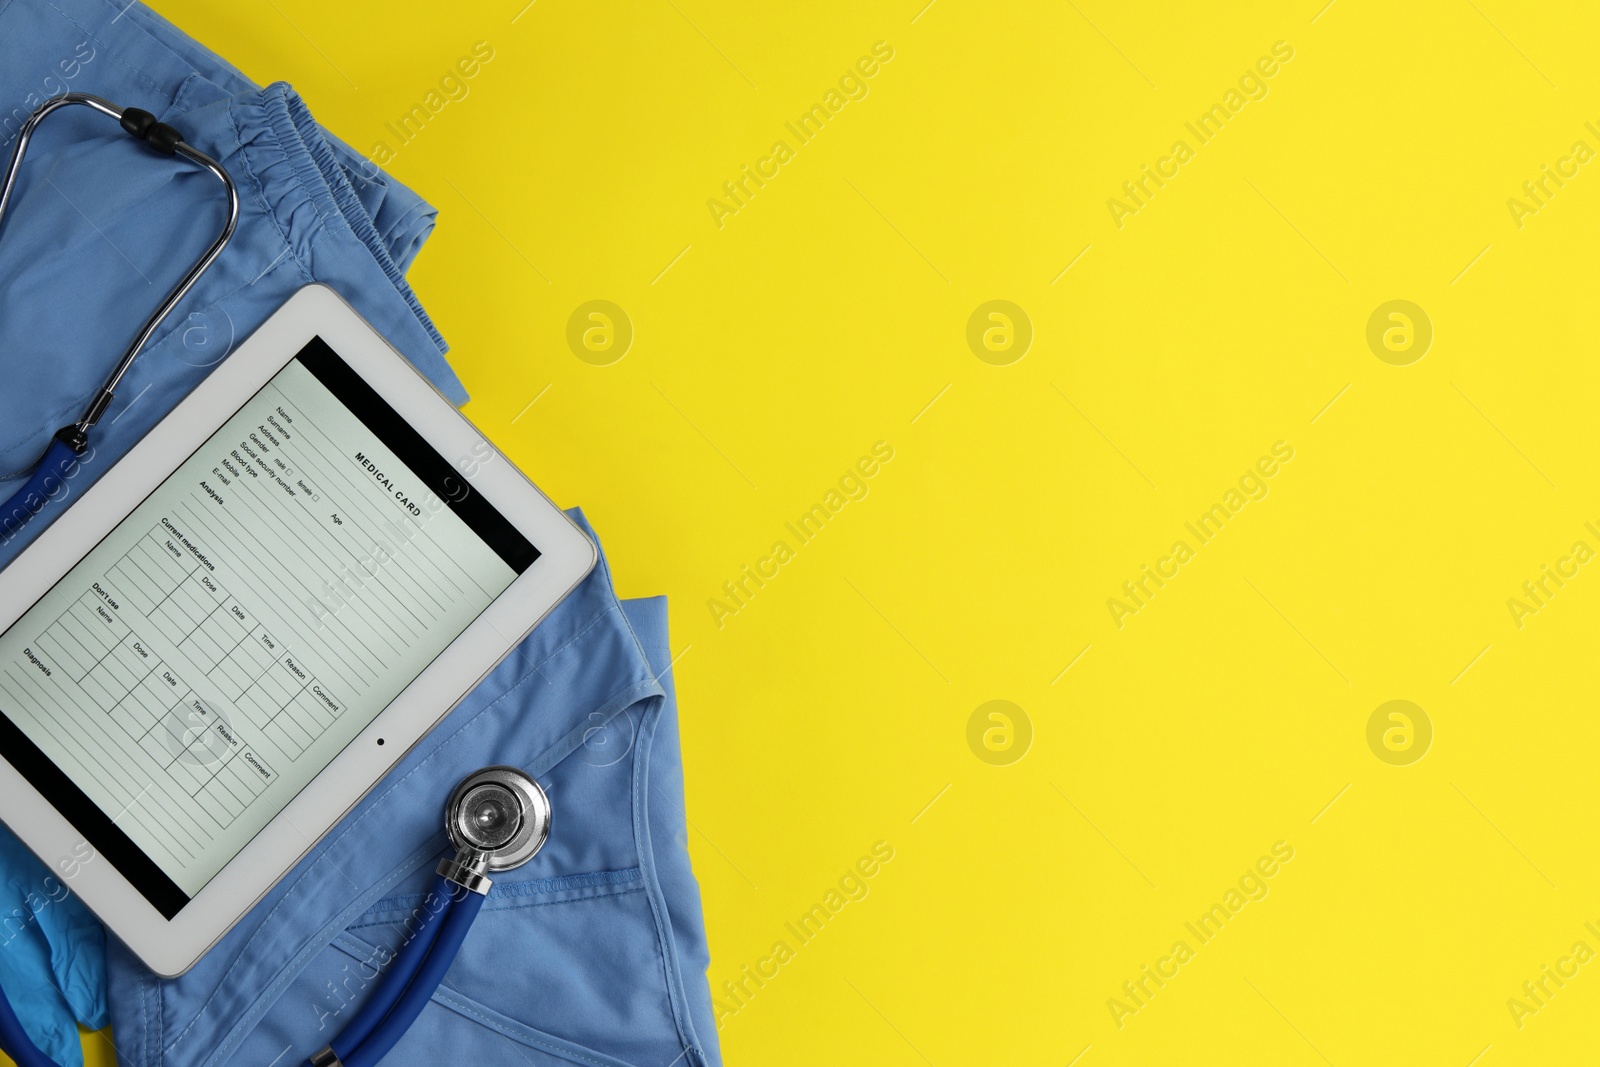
[440,767,551,891]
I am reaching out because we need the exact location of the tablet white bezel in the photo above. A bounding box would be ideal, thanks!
[0,284,595,975]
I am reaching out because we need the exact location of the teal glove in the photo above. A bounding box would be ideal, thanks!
[0,827,106,1067]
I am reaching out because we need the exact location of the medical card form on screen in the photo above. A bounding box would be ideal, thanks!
[0,338,537,917]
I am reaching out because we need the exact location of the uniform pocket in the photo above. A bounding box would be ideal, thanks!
[313,867,679,1067]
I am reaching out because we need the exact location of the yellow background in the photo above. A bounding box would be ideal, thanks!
[44,0,1600,1064]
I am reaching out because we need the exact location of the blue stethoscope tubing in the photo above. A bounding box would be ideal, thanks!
[0,761,545,1066]
[0,92,238,541]
[0,873,487,1067]
[321,875,488,1067]
[0,439,79,537]
[314,765,554,1067]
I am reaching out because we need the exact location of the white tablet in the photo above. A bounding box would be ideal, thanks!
[0,284,594,975]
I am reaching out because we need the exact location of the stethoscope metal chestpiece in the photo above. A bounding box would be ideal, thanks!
[438,766,551,894]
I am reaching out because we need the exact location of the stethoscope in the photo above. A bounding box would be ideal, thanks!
[0,93,239,538]
[0,765,553,1067]
[306,766,553,1067]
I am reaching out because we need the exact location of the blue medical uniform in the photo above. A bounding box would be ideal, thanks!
[109,524,720,1067]
[0,2,721,1064]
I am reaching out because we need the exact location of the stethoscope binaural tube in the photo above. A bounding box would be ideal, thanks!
[308,767,552,1067]
[0,93,239,541]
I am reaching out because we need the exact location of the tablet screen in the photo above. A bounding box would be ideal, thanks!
[0,337,537,917]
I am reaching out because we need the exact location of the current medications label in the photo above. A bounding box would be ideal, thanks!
[0,341,531,908]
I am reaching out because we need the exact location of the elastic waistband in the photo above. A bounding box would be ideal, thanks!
[232,82,447,358]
